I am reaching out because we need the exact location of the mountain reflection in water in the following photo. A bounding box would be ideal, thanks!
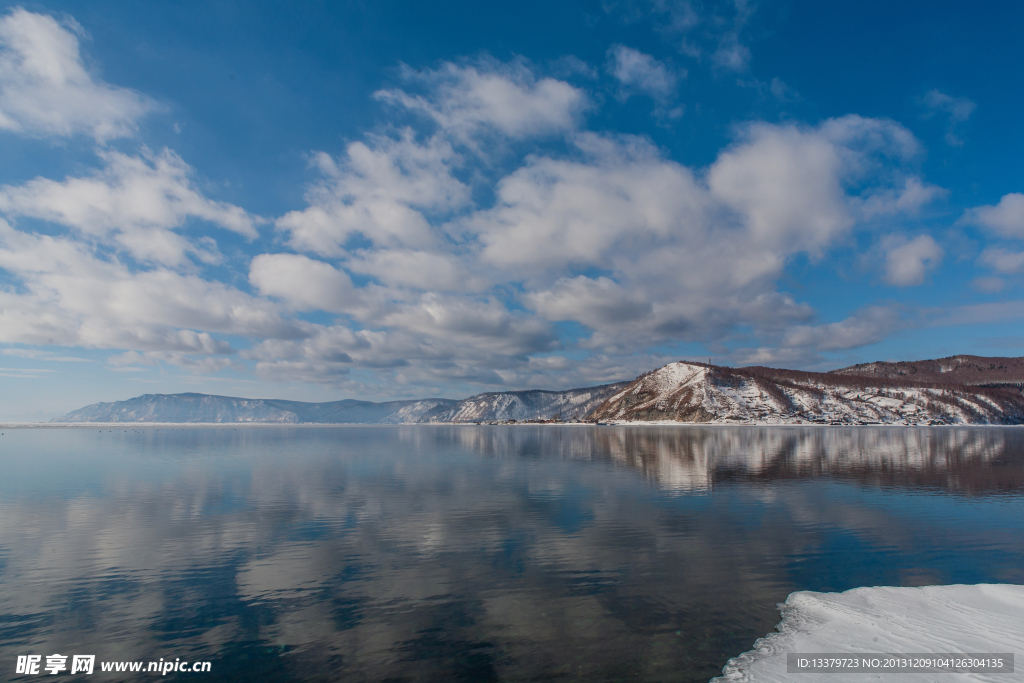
[1,426,1022,682]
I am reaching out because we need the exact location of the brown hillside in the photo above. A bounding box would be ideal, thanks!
[830,355,1024,386]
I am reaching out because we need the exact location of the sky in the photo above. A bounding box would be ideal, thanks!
[0,0,1023,419]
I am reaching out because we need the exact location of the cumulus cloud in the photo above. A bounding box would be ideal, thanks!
[0,148,258,266]
[249,253,360,313]
[374,60,588,142]
[781,306,904,352]
[345,249,488,292]
[375,293,558,358]
[466,115,920,274]
[527,276,653,327]
[882,235,943,286]
[921,89,975,146]
[978,248,1024,274]
[0,43,950,390]
[277,70,933,381]
[0,8,154,141]
[962,193,1024,239]
[709,117,930,255]
[468,133,709,273]
[708,124,852,252]
[449,116,927,355]
[0,220,301,358]
[276,131,468,257]
[243,325,382,385]
[607,45,679,100]
[243,314,552,389]
[732,302,911,367]
[860,177,946,219]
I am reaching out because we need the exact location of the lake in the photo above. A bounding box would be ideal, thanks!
[1,425,1023,681]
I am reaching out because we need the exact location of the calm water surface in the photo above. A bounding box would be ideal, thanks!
[1,426,1023,682]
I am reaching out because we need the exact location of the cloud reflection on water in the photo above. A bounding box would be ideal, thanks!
[0,426,1022,682]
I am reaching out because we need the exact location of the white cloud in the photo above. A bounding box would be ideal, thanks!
[819,114,921,160]
[243,315,552,389]
[709,117,924,252]
[276,131,468,257]
[712,34,750,72]
[0,42,952,389]
[860,177,946,219]
[769,77,796,101]
[469,133,709,273]
[456,116,926,355]
[0,220,301,354]
[107,350,236,374]
[978,247,1024,274]
[274,67,931,383]
[923,89,975,123]
[712,0,756,72]
[375,293,558,358]
[781,306,904,351]
[962,193,1024,239]
[708,124,852,252]
[277,69,933,376]
[0,148,258,266]
[607,45,679,100]
[249,253,360,313]
[603,0,700,33]
[1,347,89,362]
[972,276,1004,293]
[882,235,943,286]
[346,249,488,292]
[921,89,975,146]
[374,60,588,141]
[0,8,154,141]
[608,0,755,73]
[929,300,1024,328]
[527,276,653,327]
[550,55,598,80]
[243,325,372,383]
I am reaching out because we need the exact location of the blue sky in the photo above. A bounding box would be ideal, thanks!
[1,0,1023,419]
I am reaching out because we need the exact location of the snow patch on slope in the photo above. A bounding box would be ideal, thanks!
[429,383,627,422]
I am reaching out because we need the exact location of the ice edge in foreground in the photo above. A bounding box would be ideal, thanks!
[712,584,1024,683]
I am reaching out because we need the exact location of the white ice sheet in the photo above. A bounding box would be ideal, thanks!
[713,584,1024,683]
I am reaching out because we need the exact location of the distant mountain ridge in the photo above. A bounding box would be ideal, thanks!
[830,354,1024,386]
[53,355,1024,426]
[53,383,628,424]
[52,393,457,424]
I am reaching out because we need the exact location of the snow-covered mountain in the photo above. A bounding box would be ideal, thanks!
[426,384,628,423]
[52,357,1024,425]
[53,393,458,424]
[589,361,1024,425]
[51,384,626,424]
